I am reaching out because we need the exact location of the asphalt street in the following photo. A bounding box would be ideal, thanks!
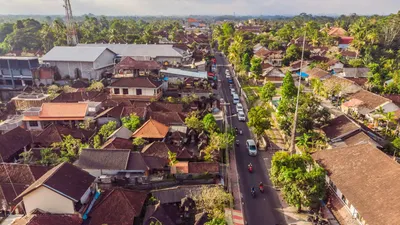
[215,53,287,225]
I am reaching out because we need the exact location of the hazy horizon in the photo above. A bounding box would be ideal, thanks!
[0,0,399,17]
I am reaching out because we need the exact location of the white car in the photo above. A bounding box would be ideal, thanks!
[225,69,230,74]
[232,94,240,104]
[246,139,257,156]
[226,73,231,79]
[236,103,243,112]
[238,111,246,121]
[230,88,236,96]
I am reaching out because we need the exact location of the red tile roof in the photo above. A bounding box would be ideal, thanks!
[89,188,147,225]
[141,142,179,159]
[110,77,162,88]
[339,36,354,45]
[23,103,88,121]
[33,124,93,148]
[115,57,161,70]
[101,137,133,150]
[132,119,169,139]
[188,162,219,174]
[12,212,82,225]
[0,127,32,162]
[16,162,95,202]
[327,27,347,37]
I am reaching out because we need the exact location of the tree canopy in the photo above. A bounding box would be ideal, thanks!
[121,113,141,132]
[247,106,272,137]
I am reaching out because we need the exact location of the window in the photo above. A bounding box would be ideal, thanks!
[341,194,348,205]
[136,89,142,95]
[20,69,23,75]
[29,121,39,127]
[122,89,129,95]
[114,88,120,94]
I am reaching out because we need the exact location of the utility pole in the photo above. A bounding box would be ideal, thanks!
[289,31,307,155]
[63,0,78,46]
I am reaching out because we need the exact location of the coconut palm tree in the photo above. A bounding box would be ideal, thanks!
[296,133,312,151]
[383,111,396,134]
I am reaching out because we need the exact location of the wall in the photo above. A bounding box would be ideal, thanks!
[112,87,157,96]
[93,50,115,69]
[25,121,43,131]
[23,186,75,214]
[47,61,94,80]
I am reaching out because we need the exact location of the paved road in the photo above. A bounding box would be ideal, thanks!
[215,53,287,225]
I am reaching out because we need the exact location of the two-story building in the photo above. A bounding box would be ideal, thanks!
[0,56,39,88]
[22,102,89,131]
[109,77,164,101]
[42,46,116,80]
[312,144,400,225]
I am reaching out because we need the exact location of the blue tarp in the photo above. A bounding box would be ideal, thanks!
[297,71,309,78]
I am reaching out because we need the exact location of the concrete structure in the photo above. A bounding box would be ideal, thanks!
[109,77,163,101]
[42,46,116,80]
[12,92,50,111]
[0,57,39,88]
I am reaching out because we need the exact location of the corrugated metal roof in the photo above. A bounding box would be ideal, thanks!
[160,68,207,79]
[42,46,115,62]
[77,44,185,58]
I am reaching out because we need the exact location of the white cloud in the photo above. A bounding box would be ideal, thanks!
[0,0,398,15]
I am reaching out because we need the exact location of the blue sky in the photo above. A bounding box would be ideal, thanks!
[0,0,399,16]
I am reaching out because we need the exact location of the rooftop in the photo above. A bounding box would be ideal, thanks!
[101,137,133,150]
[141,141,179,159]
[312,144,400,225]
[322,115,360,140]
[42,46,116,62]
[77,149,131,170]
[115,57,161,70]
[0,126,32,162]
[132,119,169,139]
[160,68,207,79]
[11,212,82,225]
[23,103,88,121]
[109,77,162,88]
[16,162,95,202]
[346,90,390,111]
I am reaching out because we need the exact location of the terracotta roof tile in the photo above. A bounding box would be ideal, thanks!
[327,27,347,37]
[0,127,32,162]
[101,137,133,150]
[307,68,331,79]
[343,131,376,146]
[322,115,360,140]
[110,77,162,88]
[12,212,82,225]
[346,90,390,110]
[89,188,147,225]
[143,156,168,169]
[141,142,178,159]
[132,119,169,139]
[41,103,88,118]
[115,57,161,70]
[16,162,95,202]
[312,144,400,225]
[338,36,354,45]
[188,162,219,174]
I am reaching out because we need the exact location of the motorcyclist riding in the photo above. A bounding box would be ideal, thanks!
[248,163,253,172]
[259,182,264,192]
[251,187,256,197]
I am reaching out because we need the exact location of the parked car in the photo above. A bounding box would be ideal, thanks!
[228,79,233,84]
[226,73,231,79]
[230,88,236,96]
[236,103,243,112]
[238,111,246,121]
[246,139,257,156]
[233,94,240,104]
[225,69,230,74]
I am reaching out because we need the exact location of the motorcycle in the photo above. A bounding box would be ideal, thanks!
[236,140,240,146]
[248,165,253,173]
[251,189,256,198]
[259,185,264,193]
[239,129,243,135]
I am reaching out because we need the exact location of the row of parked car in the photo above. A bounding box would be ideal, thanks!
[226,69,246,122]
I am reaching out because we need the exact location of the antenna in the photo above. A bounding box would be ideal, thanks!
[63,0,78,46]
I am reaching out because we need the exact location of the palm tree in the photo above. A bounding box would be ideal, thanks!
[168,150,178,166]
[296,133,312,151]
[383,112,396,133]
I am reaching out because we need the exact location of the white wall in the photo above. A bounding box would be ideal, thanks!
[94,50,115,69]
[23,186,75,214]
[112,87,158,96]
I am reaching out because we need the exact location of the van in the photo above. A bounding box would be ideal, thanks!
[246,139,257,156]
[233,94,239,104]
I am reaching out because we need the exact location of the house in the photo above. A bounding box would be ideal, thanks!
[338,68,369,78]
[95,104,147,126]
[0,57,39,88]
[341,90,399,120]
[42,46,116,80]
[322,76,362,97]
[305,68,331,81]
[77,44,193,65]
[15,162,95,214]
[338,37,354,49]
[151,185,207,204]
[141,141,179,159]
[76,149,149,180]
[260,65,285,86]
[327,27,347,37]
[289,60,309,72]
[254,49,284,67]
[108,126,133,140]
[0,163,49,214]
[143,203,183,225]
[11,211,82,225]
[101,137,133,150]
[146,111,187,134]
[0,126,32,162]
[340,50,358,59]
[0,115,23,134]
[32,124,94,148]
[109,77,163,101]
[22,103,89,131]
[312,144,400,225]
[114,56,161,77]
[132,119,169,141]
[87,188,148,225]
[51,91,107,103]
[327,59,344,71]
[12,92,51,111]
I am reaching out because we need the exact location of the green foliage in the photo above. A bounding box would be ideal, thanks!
[168,150,178,166]
[281,72,297,100]
[270,152,326,211]
[38,148,59,166]
[202,113,219,133]
[250,57,262,78]
[247,106,272,137]
[121,113,141,132]
[185,111,204,133]
[194,186,233,220]
[282,44,301,66]
[241,52,251,72]
[260,81,276,102]
[93,121,117,148]
[205,217,227,225]
[18,150,33,164]
[87,81,104,91]
[52,135,88,163]
[132,137,147,146]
